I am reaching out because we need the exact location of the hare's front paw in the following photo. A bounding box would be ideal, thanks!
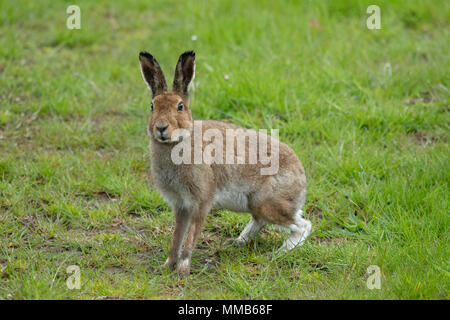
[177,258,191,278]
[233,237,249,247]
[161,258,177,271]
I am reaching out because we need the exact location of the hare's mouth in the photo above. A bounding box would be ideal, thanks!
[151,128,190,144]
[155,136,181,144]
[156,136,171,143]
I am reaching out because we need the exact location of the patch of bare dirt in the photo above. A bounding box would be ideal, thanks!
[410,131,446,146]
[92,191,119,202]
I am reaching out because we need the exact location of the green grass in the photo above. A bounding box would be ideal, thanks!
[0,0,449,299]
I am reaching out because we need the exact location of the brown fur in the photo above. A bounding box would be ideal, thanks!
[139,51,309,277]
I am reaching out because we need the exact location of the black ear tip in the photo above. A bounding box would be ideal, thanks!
[180,50,195,61]
[139,51,155,62]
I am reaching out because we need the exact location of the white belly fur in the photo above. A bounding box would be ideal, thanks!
[213,189,249,213]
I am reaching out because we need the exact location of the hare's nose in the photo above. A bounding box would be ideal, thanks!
[156,125,168,135]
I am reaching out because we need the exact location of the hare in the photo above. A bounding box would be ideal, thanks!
[139,50,311,277]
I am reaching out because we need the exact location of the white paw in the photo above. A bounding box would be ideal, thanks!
[177,258,191,277]
[234,238,248,247]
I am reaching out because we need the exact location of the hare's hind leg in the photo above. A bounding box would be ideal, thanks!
[250,193,311,251]
[235,216,266,246]
[279,209,311,251]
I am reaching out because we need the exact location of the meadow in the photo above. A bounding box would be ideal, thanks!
[0,0,448,299]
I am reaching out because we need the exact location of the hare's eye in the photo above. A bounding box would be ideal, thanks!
[177,101,184,112]
[151,102,154,111]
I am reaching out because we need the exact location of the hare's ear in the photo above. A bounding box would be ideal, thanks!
[172,50,195,98]
[139,51,168,97]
